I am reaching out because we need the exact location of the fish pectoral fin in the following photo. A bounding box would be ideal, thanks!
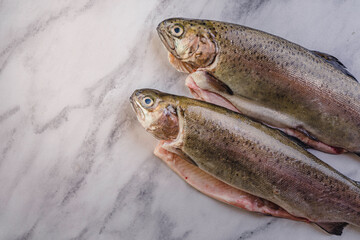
[177,151,199,167]
[314,222,348,236]
[163,145,199,167]
[311,50,358,82]
[190,71,233,95]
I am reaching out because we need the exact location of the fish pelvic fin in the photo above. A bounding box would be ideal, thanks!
[276,129,309,149]
[311,50,358,82]
[314,222,348,236]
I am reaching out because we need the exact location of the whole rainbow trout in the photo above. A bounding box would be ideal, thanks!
[157,18,360,154]
[130,89,360,235]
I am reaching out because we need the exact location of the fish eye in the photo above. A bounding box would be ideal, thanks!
[171,25,184,37]
[142,96,154,107]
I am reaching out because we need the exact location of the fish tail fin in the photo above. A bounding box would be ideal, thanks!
[314,222,348,236]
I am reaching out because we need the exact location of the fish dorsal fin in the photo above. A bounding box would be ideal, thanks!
[312,50,358,82]
[314,222,348,236]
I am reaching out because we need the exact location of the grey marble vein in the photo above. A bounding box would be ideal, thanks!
[0,0,99,74]
[0,6,69,73]
[0,106,19,123]
[0,0,359,239]
[16,222,38,240]
[236,219,277,240]
[99,157,160,235]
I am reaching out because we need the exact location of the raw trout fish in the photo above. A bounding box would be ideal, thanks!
[154,141,308,223]
[130,88,360,235]
[157,18,360,155]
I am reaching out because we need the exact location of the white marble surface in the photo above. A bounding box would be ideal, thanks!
[1,0,360,239]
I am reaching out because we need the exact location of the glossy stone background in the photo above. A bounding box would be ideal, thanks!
[1,0,360,239]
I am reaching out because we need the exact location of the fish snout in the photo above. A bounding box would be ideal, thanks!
[156,19,170,34]
[157,21,176,51]
[156,21,166,39]
[129,90,143,116]
[129,90,138,104]
[156,22,163,34]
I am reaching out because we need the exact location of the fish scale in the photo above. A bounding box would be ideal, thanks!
[153,142,308,223]
[180,103,360,224]
[130,89,360,235]
[157,18,360,153]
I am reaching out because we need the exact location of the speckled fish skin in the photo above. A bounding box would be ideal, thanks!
[157,18,360,153]
[130,89,360,229]
[153,142,309,223]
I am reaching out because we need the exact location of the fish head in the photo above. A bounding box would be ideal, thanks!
[130,89,179,140]
[157,18,218,70]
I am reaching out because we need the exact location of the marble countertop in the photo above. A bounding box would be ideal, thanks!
[1,0,360,239]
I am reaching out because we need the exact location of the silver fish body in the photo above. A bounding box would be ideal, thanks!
[157,18,360,154]
[130,89,360,234]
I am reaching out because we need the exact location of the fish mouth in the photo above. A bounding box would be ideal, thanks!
[157,23,198,61]
[130,89,181,140]
[129,93,145,121]
[160,35,199,62]
[157,25,176,51]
